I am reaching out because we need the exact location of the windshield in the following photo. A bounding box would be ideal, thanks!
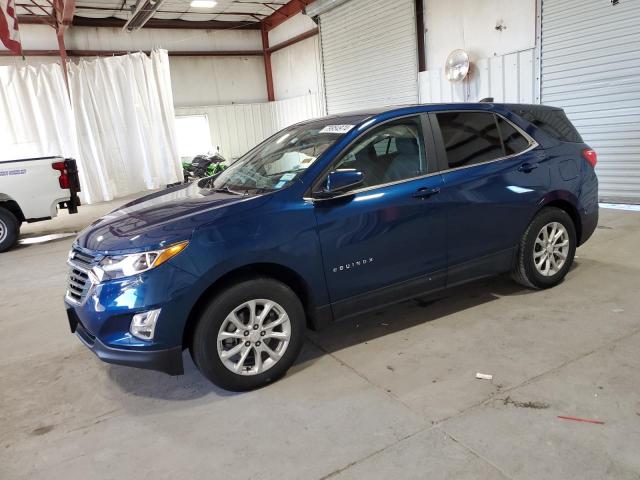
[202,122,356,194]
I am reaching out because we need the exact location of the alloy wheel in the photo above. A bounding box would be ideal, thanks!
[533,221,570,276]
[217,299,291,376]
[0,219,7,243]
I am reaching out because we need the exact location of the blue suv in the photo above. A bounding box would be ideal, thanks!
[65,103,598,391]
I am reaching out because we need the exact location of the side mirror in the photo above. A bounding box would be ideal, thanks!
[314,169,364,199]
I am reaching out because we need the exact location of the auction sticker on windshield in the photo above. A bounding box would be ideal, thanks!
[320,125,354,134]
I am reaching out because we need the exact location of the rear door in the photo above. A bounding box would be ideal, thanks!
[429,110,550,284]
[313,114,446,318]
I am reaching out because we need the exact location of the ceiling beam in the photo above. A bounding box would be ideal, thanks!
[60,0,75,28]
[17,15,56,26]
[29,0,51,16]
[72,5,267,18]
[261,0,315,31]
[261,24,275,101]
[71,15,261,30]
[52,0,71,88]
[0,49,264,57]
[267,26,317,53]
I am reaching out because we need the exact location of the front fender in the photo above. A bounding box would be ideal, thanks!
[170,198,329,324]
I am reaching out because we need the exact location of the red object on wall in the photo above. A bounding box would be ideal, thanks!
[0,0,22,55]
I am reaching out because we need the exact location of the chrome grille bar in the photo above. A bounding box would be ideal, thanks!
[66,248,99,306]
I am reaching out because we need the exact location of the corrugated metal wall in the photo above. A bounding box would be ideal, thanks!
[319,0,419,114]
[541,0,640,202]
[175,93,326,160]
[418,48,537,104]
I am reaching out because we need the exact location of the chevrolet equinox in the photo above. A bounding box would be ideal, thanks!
[65,103,598,391]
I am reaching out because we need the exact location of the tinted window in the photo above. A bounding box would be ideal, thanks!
[436,112,503,169]
[335,117,426,188]
[514,108,582,143]
[497,117,530,155]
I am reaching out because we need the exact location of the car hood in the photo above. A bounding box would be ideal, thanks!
[76,182,266,253]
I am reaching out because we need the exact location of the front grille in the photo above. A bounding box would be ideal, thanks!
[70,250,96,269]
[66,247,99,305]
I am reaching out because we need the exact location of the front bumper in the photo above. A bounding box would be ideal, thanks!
[67,307,184,375]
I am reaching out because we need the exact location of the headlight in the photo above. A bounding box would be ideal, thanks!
[93,241,189,281]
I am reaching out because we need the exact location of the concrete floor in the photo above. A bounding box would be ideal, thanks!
[1,197,639,480]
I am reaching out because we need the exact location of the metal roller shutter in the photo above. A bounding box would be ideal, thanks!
[540,0,640,202]
[319,0,419,115]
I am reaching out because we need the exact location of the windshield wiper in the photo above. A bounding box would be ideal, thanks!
[212,186,242,195]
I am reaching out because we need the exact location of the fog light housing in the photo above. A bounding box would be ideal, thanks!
[130,309,161,340]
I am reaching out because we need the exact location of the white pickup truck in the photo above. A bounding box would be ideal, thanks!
[0,156,81,252]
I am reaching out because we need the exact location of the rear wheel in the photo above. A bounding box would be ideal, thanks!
[191,278,305,391]
[512,207,576,289]
[0,207,19,253]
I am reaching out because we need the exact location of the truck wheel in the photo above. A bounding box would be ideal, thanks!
[191,277,305,391]
[512,207,576,289]
[0,207,19,252]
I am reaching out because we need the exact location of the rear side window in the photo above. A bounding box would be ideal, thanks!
[436,112,503,169]
[497,117,530,155]
[514,108,582,143]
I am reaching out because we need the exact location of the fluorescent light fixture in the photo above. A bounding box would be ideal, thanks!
[191,0,217,7]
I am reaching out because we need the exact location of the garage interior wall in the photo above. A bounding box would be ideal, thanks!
[171,12,326,159]
[0,24,269,108]
[419,49,537,104]
[424,0,536,71]
[176,94,325,160]
[318,0,419,114]
[419,0,537,103]
[540,0,640,202]
[269,13,324,101]
[1,15,327,187]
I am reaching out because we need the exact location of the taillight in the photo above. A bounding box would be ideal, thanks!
[582,148,597,168]
[52,161,70,189]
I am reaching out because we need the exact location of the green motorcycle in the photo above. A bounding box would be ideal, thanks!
[182,149,227,183]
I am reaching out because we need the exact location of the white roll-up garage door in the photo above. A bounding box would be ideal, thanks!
[540,0,640,202]
[319,0,419,115]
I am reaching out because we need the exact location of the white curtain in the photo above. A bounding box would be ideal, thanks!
[68,50,182,204]
[0,62,81,163]
[0,50,181,204]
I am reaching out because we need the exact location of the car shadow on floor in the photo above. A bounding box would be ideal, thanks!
[302,274,530,358]
[105,264,581,401]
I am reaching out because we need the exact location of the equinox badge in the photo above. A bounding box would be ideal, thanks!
[332,257,374,273]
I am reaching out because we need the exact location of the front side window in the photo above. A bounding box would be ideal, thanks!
[333,117,427,189]
[436,112,503,169]
[206,122,350,194]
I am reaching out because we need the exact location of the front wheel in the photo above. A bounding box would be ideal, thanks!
[191,278,305,391]
[0,207,19,253]
[512,207,577,289]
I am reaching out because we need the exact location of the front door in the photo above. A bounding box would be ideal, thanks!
[313,115,447,318]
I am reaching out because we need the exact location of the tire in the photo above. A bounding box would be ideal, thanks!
[0,207,19,253]
[512,207,577,289]
[191,277,305,391]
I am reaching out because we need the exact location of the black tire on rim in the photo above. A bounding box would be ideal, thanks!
[190,277,305,391]
[512,207,577,289]
[0,207,19,253]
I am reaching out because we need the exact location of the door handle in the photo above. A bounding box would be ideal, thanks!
[518,162,539,173]
[412,187,440,199]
